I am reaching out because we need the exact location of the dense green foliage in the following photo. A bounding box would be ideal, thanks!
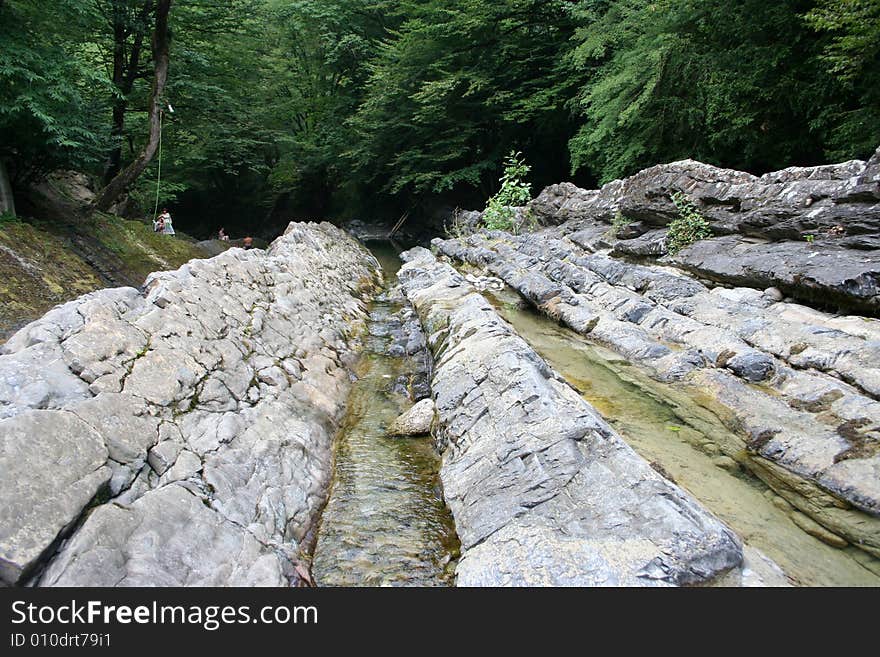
[0,1,110,184]
[1,0,877,236]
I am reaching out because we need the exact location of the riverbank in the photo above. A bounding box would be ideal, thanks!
[0,216,214,343]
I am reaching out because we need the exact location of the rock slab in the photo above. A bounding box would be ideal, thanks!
[435,230,880,557]
[0,222,377,586]
[399,247,742,586]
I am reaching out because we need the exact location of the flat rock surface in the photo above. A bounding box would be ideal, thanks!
[673,236,880,315]
[0,222,377,586]
[399,247,742,586]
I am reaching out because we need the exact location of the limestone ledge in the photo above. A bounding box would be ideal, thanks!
[436,231,880,558]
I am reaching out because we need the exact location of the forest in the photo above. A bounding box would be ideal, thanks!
[1,0,878,238]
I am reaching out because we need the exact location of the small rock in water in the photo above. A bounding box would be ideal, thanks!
[712,455,740,473]
[388,398,435,436]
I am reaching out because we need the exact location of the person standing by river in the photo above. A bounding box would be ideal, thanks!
[158,208,175,236]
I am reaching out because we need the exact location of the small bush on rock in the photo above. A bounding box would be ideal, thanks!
[483,151,532,233]
[667,192,712,254]
[610,210,632,238]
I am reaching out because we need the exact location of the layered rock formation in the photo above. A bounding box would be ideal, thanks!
[399,247,744,586]
[435,231,880,559]
[0,222,378,586]
[526,146,880,314]
[428,149,880,566]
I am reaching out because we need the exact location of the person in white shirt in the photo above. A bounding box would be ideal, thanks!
[158,208,175,235]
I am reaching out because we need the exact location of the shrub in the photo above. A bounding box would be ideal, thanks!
[482,151,532,233]
[610,210,631,237]
[667,192,712,254]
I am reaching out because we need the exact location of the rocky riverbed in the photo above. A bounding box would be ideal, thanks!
[2,148,878,587]
[432,148,880,571]
[398,247,750,585]
[484,284,877,585]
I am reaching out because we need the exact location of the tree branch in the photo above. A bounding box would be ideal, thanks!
[93,0,172,212]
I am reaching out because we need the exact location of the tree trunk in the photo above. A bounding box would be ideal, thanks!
[0,160,15,216]
[103,7,128,185]
[103,0,154,185]
[93,0,172,213]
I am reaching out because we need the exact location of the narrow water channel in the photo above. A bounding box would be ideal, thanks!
[485,285,880,587]
[311,241,459,586]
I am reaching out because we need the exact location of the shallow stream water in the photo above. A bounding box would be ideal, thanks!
[485,285,880,587]
[311,242,459,586]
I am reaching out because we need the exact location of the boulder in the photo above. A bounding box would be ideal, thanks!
[388,398,435,436]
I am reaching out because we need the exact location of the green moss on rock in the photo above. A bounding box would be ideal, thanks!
[0,215,209,343]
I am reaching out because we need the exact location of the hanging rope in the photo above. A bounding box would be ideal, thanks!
[152,108,164,220]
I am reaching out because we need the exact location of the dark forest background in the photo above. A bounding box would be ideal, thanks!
[2,0,878,238]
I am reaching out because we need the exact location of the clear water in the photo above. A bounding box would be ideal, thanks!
[485,286,880,587]
[311,242,459,586]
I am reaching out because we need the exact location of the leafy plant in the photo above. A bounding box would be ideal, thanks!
[804,233,815,244]
[667,192,712,254]
[610,209,632,238]
[482,151,532,233]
